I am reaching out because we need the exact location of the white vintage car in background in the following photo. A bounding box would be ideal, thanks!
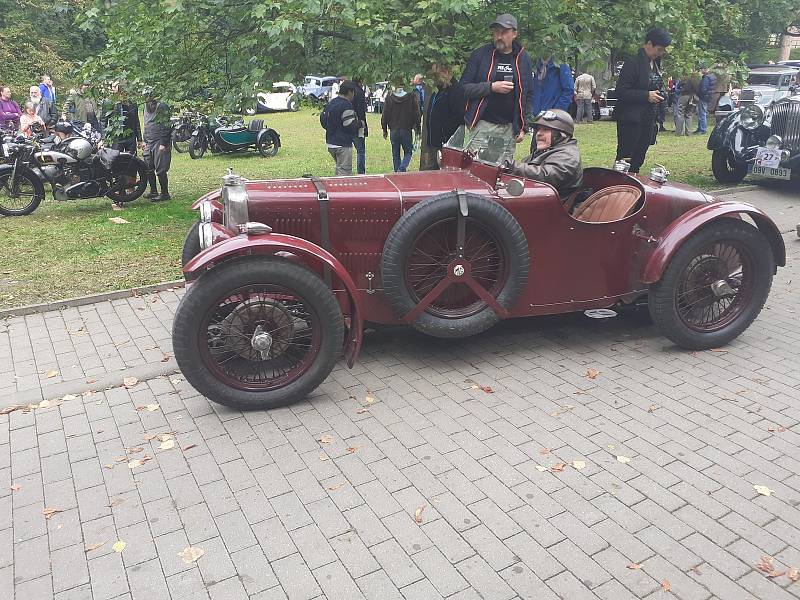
[247,82,300,114]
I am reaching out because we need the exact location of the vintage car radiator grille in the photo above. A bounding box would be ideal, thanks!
[770,102,800,152]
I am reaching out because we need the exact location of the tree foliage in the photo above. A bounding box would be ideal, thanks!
[0,0,103,102]
[4,0,797,108]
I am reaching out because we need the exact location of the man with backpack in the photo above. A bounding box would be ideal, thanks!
[320,81,360,175]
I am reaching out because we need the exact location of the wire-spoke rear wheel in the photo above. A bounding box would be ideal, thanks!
[0,167,45,216]
[649,219,774,349]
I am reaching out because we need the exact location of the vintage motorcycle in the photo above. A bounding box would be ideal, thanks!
[171,110,201,154]
[188,115,280,159]
[0,123,148,216]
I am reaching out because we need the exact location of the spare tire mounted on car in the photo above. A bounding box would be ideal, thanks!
[381,191,530,338]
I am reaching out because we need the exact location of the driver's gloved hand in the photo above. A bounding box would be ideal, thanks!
[500,158,515,172]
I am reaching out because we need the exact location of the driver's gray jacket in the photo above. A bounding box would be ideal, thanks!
[509,138,583,198]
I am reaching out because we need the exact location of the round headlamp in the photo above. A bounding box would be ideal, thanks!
[765,135,782,150]
[739,104,764,130]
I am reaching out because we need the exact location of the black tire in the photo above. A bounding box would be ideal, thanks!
[0,167,45,216]
[172,125,192,153]
[188,135,206,159]
[649,219,773,350]
[257,131,279,157]
[711,148,747,184]
[381,192,529,338]
[181,220,202,267]
[172,257,344,409]
[106,160,148,204]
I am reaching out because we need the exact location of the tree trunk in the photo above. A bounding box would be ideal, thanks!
[778,32,793,61]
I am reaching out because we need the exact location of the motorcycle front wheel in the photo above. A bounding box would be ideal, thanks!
[107,160,149,204]
[189,135,207,159]
[0,167,45,216]
[172,125,192,153]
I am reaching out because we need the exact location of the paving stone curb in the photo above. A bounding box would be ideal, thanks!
[0,279,184,319]
[5,358,180,406]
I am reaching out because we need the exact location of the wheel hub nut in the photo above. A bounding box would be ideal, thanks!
[251,325,273,359]
[453,264,465,277]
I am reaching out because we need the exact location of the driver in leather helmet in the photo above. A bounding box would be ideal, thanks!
[504,109,583,198]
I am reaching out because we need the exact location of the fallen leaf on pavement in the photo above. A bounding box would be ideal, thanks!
[572,460,587,470]
[85,541,106,552]
[135,403,160,412]
[105,464,114,469]
[757,556,775,573]
[45,370,59,378]
[86,378,97,384]
[768,426,787,433]
[414,505,426,523]
[0,405,20,415]
[538,448,550,455]
[647,404,660,413]
[158,433,173,442]
[178,546,204,564]
[161,353,172,362]
[319,453,330,461]
[617,456,632,464]
[328,482,344,491]
[690,566,702,575]
[788,567,799,582]
[109,498,125,508]
[346,446,362,454]
[661,580,671,592]
[109,217,129,224]
[43,507,63,519]
[112,540,126,552]
[478,385,494,394]
[551,463,566,473]
[627,563,643,570]
[585,368,600,379]
[534,465,548,472]
[356,408,369,414]
[159,439,176,450]
[127,447,144,454]
[318,435,334,444]
[127,455,152,470]
[114,455,127,462]
[767,570,786,578]
[61,394,78,401]
[182,444,197,452]
[123,377,138,388]
[365,393,376,404]
[10,484,21,491]
[754,485,774,497]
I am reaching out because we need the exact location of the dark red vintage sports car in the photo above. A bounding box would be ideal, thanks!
[173,127,785,409]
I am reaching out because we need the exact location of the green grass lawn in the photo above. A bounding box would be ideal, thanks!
[1,110,723,310]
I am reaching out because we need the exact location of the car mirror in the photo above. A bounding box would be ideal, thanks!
[504,179,525,196]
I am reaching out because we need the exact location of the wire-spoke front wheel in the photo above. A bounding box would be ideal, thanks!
[172,258,343,409]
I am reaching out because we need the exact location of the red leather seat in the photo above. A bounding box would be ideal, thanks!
[572,185,642,223]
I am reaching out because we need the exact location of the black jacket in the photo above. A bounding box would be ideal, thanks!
[110,101,142,141]
[321,96,359,147]
[423,79,465,149]
[352,84,368,137]
[613,48,663,124]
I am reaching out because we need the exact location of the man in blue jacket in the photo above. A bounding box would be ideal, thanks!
[321,81,360,175]
[695,65,715,135]
[460,14,534,150]
[533,56,574,114]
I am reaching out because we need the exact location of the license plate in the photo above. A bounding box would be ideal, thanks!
[599,107,611,116]
[755,146,781,168]
[751,165,791,180]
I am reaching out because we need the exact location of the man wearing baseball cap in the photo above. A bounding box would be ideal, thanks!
[460,13,534,149]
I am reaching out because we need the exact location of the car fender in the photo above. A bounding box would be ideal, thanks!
[191,189,222,210]
[184,233,364,367]
[707,111,740,151]
[641,201,786,284]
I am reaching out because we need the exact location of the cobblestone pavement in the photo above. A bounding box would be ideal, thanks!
[2,186,799,600]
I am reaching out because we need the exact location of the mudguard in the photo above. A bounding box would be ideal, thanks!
[183,233,364,367]
[707,111,739,151]
[0,162,44,184]
[641,201,786,284]
[267,128,281,146]
[191,189,222,210]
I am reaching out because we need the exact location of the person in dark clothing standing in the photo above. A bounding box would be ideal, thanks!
[142,88,172,201]
[460,14,534,148]
[321,81,360,175]
[613,28,671,173]
[381,77,422,172]
[351,76,369,174]
[420,63,465,170]
[107,81,142,154]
